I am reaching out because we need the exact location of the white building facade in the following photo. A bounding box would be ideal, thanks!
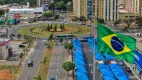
[0,39,11,60]
[103,0,119,21]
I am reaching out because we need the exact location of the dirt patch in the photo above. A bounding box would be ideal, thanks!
[0,69,12,80]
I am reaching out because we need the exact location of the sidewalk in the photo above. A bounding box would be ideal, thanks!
[67,55,73,80]
[21,42,36,65]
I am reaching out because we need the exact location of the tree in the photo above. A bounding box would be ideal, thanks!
[19,53,24,59]
[48,3,54,10]
[34,75,42,80]
[47,24,50,31]
[60,24,65,31]
[64,43,73,52]
[50,24,53,29]
[64,43,73,55]
[56,1,65,10]
[62,61,75,73]
[97,18,105,24]
[42,11,53,18]
[48,33,54,41]
[54,15,59,19]
[64,42,73,61]
[54,24,57,31]
[114,19,121,27]
[123,19,134,28]
[135,17,142,28]
[17,34,22,40]
[80,16,86,24]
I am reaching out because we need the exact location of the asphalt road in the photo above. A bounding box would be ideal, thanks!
[17,38,46,80]
[47,41,68,80]
[82,42,93,80]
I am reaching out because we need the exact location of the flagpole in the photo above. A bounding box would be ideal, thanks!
[93,21,97,80]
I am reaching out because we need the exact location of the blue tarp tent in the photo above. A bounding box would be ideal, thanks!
[117,76,130,80]
[100,69,114,77]
[111,69,125,75]
[109,64,122,69]
[111,69,129,80]
[102,76,115,80]
[76,66,87,73]
[75,58,85,65]
[104,54,115,60]
[74,52,83,57]
[98,64,109,69]
[74,55,84,60]
[76,72,89,80]
[96,53,105,60]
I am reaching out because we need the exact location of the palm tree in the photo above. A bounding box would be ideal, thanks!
[34,75,42,80]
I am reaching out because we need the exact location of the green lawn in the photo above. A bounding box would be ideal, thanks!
[17,24,92,38]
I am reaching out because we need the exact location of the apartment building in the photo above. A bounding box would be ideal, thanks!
[73,0,81,17]
[104,0,119,21]
[123,0,139,14]
[87,0,93,20]
[140,0,142,16]
[94,0,104,20]
[80,0,87,19]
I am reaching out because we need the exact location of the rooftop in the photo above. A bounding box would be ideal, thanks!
[0,38,10,46]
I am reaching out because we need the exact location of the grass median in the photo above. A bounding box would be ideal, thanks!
[37,41,54,80]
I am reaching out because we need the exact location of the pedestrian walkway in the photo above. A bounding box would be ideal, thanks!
[82,42,93,80]
[47,43,68,80]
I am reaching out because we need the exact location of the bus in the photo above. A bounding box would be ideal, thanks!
[55,34,74,40]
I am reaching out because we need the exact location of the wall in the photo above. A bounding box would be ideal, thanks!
[0,60,21,66]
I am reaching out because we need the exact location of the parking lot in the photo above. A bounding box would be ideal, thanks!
[8,41,24,61]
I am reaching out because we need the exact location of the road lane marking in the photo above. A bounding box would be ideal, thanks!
[91,70,93,73]
[89,63,91,66]
[56,75,57,79]
[25,77,27,80]
[28,70,30,74]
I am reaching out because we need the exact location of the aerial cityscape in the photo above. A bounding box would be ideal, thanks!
[0,0,141,80]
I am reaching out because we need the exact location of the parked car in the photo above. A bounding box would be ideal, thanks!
[28,59,33,67]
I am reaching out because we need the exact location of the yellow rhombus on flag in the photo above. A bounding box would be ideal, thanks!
[97,23,136,64]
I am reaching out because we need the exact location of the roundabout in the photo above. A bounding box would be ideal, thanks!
[17,24,92,38]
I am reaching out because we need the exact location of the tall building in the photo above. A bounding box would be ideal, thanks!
[94,0,104,20]
[73,0,81,17]
[104,0,119,21]
[139,0,142,16]
[93,0,119,21]
[80,0,87,19]
[37,0,52,7]
[123,0,139,14]
[87,0,93,20]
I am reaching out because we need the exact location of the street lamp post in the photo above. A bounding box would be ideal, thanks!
[51,0,54,14]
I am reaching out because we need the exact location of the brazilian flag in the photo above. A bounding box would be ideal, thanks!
[97,23,136,64]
